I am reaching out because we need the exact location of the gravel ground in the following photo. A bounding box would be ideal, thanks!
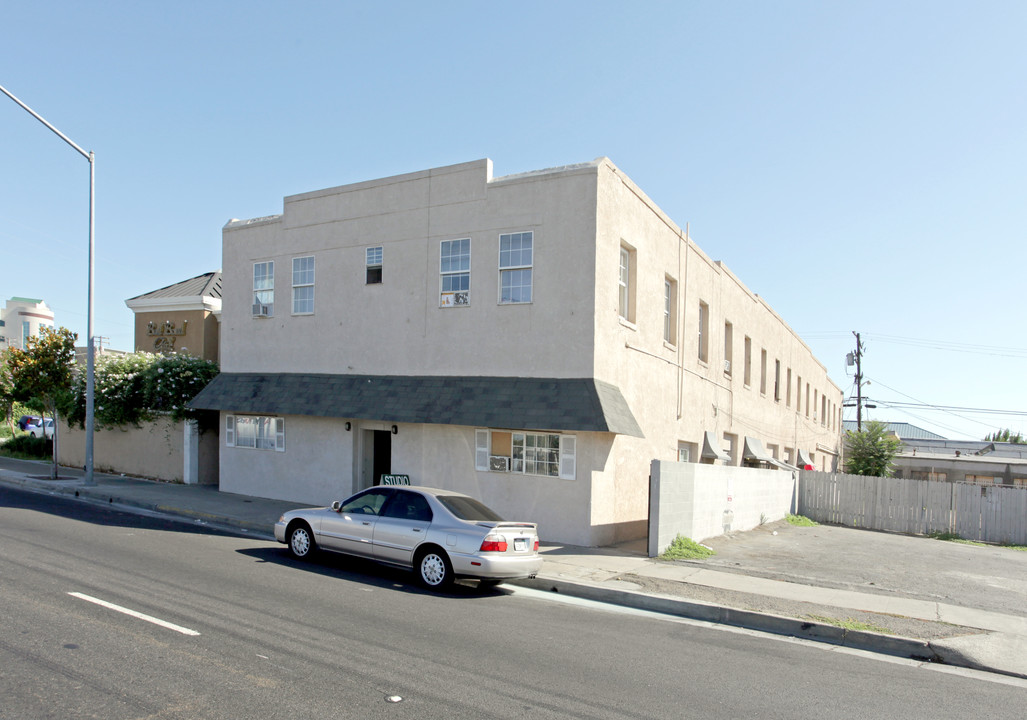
[612,518,1027,641]
[619,572,982,641]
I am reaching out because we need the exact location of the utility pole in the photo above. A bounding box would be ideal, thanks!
[853,332,864,431]
[845,332,874,431]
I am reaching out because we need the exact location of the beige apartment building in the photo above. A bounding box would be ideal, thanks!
[191,158,842,546]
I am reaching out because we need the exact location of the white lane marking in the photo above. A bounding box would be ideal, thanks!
[68,592,201,636]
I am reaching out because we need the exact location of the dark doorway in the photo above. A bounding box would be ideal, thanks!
[371,430,392,486]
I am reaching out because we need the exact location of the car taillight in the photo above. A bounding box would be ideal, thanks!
[480,534,508,552]
[533,539,539,551]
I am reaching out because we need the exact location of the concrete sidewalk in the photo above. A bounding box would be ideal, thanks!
[1,456,1024,680]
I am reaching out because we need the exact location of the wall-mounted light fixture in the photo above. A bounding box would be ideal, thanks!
[391,425,398,435]
[345,422,351,431]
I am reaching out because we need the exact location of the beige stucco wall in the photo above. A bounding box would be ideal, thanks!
[216,414,602,545]
[583,162,842,539]
[221,159,598,378]
[58,419,217,483]
[215,158,841,546]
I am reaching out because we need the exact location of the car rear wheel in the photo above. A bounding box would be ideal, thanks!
[417,548,453,589]
[288,523,316,559]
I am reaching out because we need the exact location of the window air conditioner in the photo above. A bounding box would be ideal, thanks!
[253,304,272,317]
[489,456,510,472]
[724,360,731,373]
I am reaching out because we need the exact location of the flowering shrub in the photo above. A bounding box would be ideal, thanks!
[69,352,218,429]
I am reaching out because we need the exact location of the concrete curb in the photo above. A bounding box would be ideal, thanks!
[512,576,946,664]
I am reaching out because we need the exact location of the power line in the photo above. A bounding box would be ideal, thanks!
[801,330,1027,359]
[871,400,1027,417]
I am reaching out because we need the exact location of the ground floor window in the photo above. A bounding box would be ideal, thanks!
[226,414,285,451]
[677,441,697,463]
[964,475,995,486]
[475,428,575,479]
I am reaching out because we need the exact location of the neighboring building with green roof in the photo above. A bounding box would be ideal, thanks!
[0,296,54,351]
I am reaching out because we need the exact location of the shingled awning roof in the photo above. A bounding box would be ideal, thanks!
[189,373,644,437]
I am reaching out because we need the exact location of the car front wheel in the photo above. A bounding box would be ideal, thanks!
[288,523,316,559]
[417,548,453,589]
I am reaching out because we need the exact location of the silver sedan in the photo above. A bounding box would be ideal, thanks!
[274,485,543,589]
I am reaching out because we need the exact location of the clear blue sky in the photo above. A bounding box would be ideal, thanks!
[3,1,1025,441]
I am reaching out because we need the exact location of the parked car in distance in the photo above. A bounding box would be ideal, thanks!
[18,415,40,432]
[28,418,54,439]
[275,485,543,590]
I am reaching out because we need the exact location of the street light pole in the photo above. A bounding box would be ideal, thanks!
[1,83,96,485]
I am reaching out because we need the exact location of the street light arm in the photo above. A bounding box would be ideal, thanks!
[2,82,97,485]
[0,83,90,160]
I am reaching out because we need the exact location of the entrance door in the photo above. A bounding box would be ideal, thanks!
[361,429,393,488]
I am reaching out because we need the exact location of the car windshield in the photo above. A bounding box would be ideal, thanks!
[436,495,504,522]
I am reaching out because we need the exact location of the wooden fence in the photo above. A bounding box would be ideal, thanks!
[798,471,1027,545]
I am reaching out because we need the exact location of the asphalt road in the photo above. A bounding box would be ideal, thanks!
[2,486,1024,719]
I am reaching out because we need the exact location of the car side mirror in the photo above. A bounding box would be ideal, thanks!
[331,501,342,512]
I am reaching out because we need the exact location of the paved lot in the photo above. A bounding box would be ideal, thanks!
[692,520,1027,618]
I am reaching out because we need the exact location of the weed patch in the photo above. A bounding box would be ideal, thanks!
[786,514,818,527]
[806,615,894,635]
[661,535,715,560]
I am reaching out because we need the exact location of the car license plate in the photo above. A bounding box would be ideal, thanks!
[514,538,528,551]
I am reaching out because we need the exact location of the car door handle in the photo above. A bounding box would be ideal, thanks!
[412,528,422,532]
[362,521,371,526]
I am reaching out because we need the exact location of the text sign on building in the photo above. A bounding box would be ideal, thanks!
[380,474,411,486]
[147,320,188,353]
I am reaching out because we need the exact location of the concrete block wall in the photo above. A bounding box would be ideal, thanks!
[649,460,798,556]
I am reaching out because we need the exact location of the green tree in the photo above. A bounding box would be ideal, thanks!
[844,420,902,477]
[0,349,16,435]
[7,326,78,479]
[983,428,1025,444]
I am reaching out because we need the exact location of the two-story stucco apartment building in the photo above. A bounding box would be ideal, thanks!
[191,158,842,546]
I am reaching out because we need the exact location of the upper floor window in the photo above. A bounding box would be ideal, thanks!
[743,336,752,386]
[724,321,733,375]
[440,238,470,307]
[760,348,768,395]
[366,246,383,284]
[664,277,677,345]
[499,231,533,304]
[292,256,315,314]
[698,301,709,362]
[618,244,636,323]
[253,261,274,317]
[774,359,781,401]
